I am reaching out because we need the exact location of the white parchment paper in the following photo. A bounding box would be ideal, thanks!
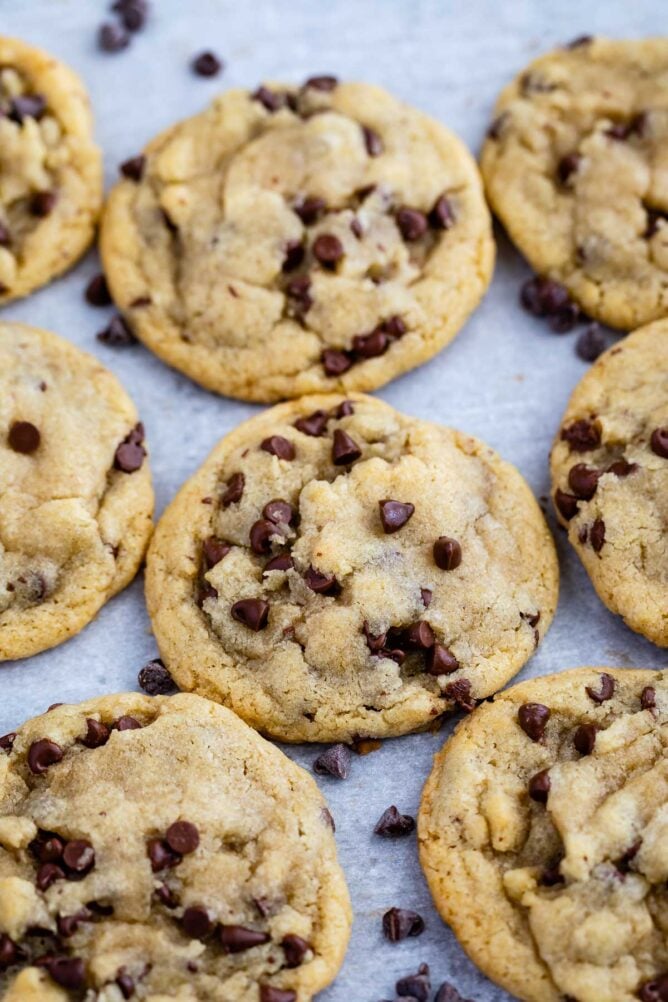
[1,1,667,998]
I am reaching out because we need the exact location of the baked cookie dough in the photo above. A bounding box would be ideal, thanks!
[550,321,667,647]
[0,323,153,660]
[481,36,668,330]
[419,666,668,1002]
[0,692,351,1000]
[100,78,494,402]
[0,37,102,303]
[145,393,558,743]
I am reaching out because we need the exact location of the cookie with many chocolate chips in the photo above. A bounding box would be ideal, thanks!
[419,667,668,1002]
[100,79,494,401]
[481,37,668,330]
[550,322,668,646]
[0,37,102,303]
[0,323,153,660]
[145,394,558,742]
[0,693,350,1000]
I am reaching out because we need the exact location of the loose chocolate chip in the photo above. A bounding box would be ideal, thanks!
[379,499,415,533]
[120,155,146,181]
[352,328,389,358]
[220,925,270,952]
[281,933,311,968]
[641,686,656,710]
[260,988,297,1002]
[586,673,615,704]
[638,974,668,1002]
[574,723,597,755]
[396,206,428,241]
[313,233,344,268]
[264,554,293,574]
[114,424,146,473]
[0,732,16,753]
[331,428,362,465]
[374,805,415,837]
[420,588,432,607]
[313,744,351,779]
[139,658,177,696]
[404,621,435,650]
[192,51,222,76]
[426,644,459,675]
[221,472,245,506]
[362,124,383,156]
[263,499,295,525]
[557,153,582,185]
[554,487,579,521]
[397,963,431,1001]
[166,820,199,855]
[549,301,581,333]
[304,566,339,595]
[182,906,212,939]
[147,838,181,872]
[528,769,551,803]
[651,428,668,459]
[9,94,47,123]
[85,273,112,307]
[8,420,40,454]
[561,419,601,452]
[520,276,571,317]
[81,718,111,748]
[576,324,607,362]
[99,21,130,51]
[433,536,462,570]
[231,598,270,631]
[250,519,279,555]
[590,518,606,552]
[116,970,135,999]
[36,862,65,890]
[304,74,338,91]
[113,0,148,31]
[261,436,295,460]
[294,409,328,437]
[115,716,142,731]
[568,463,600,500]
[518,703,550,742]
[97,313,137,346]
[442,678,475,711]
[28,738,63,774]
[63,840,95,875]
[322,348,353,376]
[202,537,231,569]
[0,934,17,970]
[294,196,327,225]
[382,907,425,942]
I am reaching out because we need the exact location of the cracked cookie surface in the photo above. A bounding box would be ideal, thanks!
[481,37,668,330]
[550,322,668,647]
[0,36,102,303]
[0,323,154,660]
[418,667,668,1002]
[0,692,351,1001]
[145,394,558,743]
[100,79,494,402]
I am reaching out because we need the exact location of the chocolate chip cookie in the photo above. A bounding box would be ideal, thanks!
[481,37,668,330]
[145,394,558,742]
[0,37,102,303]
[0,692,351,1000]
[100,78,494,402]
[0,323,153,660]
[419,666,668,1002]
[550,321,667,647]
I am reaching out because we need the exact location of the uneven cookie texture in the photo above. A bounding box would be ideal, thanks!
[481,36,668,330]
[0,36,102,303]
[550,322,668,647]
[0,692,351,1000]
[0,323,153,660]
[100,78,494,401]
[419,667,668,1002]
[145,394,558,743]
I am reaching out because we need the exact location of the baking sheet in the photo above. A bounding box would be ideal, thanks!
[1,1,667,998]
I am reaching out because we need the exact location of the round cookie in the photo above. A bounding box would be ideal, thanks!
[550,322,668,647]
[418,666,668,1002]
[100,78,494,402]
[0,37,102,303]
[0,323,153,660]
[481,36,668,330]
[145,393,559,743]
[0,692,351,1000]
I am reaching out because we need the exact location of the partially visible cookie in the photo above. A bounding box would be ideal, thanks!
[0,692,351,1000]
[145,393,558,743]
[100,78,494,402]
[550,322,667,647]
[0,37,102,303]
[481,37,668,330]
[0,323,153,660]
[419,666,668,1002]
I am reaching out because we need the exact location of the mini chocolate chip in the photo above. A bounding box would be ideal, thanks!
[557,153,582,185]
[261,436,295,460]
[651,428,668,459]
[36,862,65,890]
[405,621,435,649]
[294,196,327,225]
[576,324,607,362]
[590,518,606,552]
[114,424,146,473]
[397,964,431,1001]
[80,718,111,748]
[322,348,353,376]
[116,970,135,999]
[9,94,47,122]
[520,276,571,317]
[641,686,656,710]
[549,301,581,334]
[28,739,63,774]
[426,644,459,675]
[115,715,142,731]
[231,598,270,631]
[120,155,146,181]
[284,274,312,315]
[554,487,579,521]
[420,588,432,607]
[30,190,56,217]
[166,820,199,855]
[147,837,181,872]
[442,678,475,711]
[518,703,550,742]
[313,233,344,267]
[374,805,415,837]
[574,723,597,755]
[362,124,383,156]
[332,428,362,465]
[568,463,600,500]
[182,906,211,939]
[250,519,279,555]
[0,732,16,753]
[396,206,428,241]
[63,840,95,874]
[379,499,415,533]
[281,933,311,968]
[382,907,425,942]
[8,420,40,454]
[263,499,295,525]
[222,472,245,506]
[586,673,615,704]
[260,988,297,1002]
[99,21,130,51]
[85,273,112,307]
[220,925,270,952]
[304,566,339,595]
[352,328,389,358]
[282,240,305,272]
[314,744,351,779]
[155,882,178,908]
[202,537,231,569]
[304,74,338,91]
[98,314,137,346]
[264,554,294,574]
[561,419,601,452]
[139,659,176,695]
[0,934,17,970]
[57,908,91,938]
[607,458,638,478]
[528,768,551,803]
[295,409,328,436]
[433,536,462,570]
[192,51,222,76]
